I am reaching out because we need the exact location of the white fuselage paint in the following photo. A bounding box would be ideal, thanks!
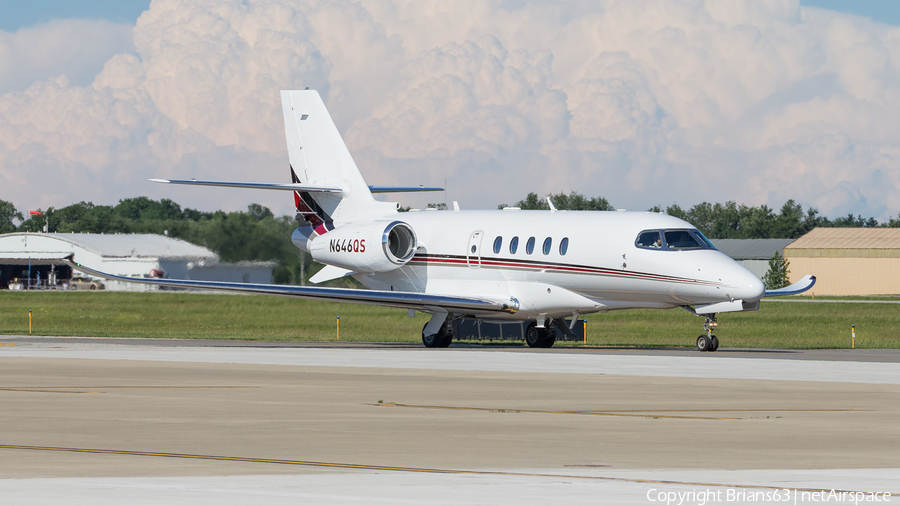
[294,209,765,322]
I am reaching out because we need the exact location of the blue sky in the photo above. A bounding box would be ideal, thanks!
[0,0,151,31]
[801,0,900,25]
[1,1,899,31]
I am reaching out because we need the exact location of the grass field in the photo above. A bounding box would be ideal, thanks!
[1,291,898,349]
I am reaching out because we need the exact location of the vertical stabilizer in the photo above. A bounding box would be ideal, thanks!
[281,90,394,223]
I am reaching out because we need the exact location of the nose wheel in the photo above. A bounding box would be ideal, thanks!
[696,316,720,352]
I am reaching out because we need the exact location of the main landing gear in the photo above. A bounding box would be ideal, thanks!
[696,315,720,352]
[524,322,556,348]
[422,321,453,348]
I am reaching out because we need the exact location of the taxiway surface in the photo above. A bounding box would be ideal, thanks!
[1,337,898,505]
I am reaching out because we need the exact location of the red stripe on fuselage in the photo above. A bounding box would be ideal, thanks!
[407,254,720,286]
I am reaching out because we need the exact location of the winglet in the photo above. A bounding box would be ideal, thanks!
[764,275,816,297]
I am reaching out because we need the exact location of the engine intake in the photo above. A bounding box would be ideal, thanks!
[309,220,418,273]
[383,222,416,264]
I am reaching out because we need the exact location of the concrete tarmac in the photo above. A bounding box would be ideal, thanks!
[1,338,898,505]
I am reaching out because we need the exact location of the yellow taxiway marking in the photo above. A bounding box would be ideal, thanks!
[0,343,16,347]
[375,403,864,420]
[0,386,254,394]
[375,403,740,420]
[0,444,893,496]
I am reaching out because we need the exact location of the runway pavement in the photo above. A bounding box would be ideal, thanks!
[1,337,898,505]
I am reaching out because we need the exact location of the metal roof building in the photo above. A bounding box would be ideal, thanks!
[0,232,274,291]
[711,238,796,279]
[785,228,900,295]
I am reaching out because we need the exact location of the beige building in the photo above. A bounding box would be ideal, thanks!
[785,228,900,296]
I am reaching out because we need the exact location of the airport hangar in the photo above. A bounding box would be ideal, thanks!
[0,232,274,290]
[784,227,900,296]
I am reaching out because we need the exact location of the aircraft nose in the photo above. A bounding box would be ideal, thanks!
[733,269,765,302]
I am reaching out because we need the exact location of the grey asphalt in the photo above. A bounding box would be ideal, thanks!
[4,335,900,362]
[1,338,898,504]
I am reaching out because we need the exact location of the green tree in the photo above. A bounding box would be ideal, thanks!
[549,191,614,211]
[0,200,23,233]
[762,251,791,290]
[114,197,184,222]
[501,191,614,211]
[17,208,50,232]
[665,204,687,220]
[511,192,546,210]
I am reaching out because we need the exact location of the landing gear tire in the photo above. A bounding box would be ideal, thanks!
[437,333,452,348]
[525,323,556,348]
[542,333,557,348]
[696,315,719,352]
[422,322,453,348]
[697,335,711,352]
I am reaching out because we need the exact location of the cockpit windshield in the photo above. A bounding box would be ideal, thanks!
[693,230,717,250]
[635,229,717,251]
[664,230,702,249]
[636,231,662,249]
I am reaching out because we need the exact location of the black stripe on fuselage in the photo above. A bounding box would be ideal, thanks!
[408,254,719,287]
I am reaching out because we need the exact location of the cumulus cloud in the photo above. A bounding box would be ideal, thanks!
[0,19,134,95]
[3,0,900,220]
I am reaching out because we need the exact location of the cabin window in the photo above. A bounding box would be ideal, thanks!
[526,237,536,255]
[493,236,502,254]
[542,237,552,255]
[664,230,703,250]
[509,236,519,254]
[559,237,569,255]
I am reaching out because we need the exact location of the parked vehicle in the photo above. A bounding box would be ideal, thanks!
[68,277,105,291]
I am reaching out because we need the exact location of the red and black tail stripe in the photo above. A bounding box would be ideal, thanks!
[291,165,334,235]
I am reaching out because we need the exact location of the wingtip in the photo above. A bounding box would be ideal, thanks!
[149,178,170,183]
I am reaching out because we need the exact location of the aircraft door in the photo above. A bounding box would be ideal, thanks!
[467,230,484,268]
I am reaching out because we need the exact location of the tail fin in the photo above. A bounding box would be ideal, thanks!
[282,90,394,224]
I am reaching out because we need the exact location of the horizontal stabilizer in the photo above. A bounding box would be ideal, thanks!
[764,275,817,297]
[368,186,443,193]
[64,261,518,315]
[309,265,356,284]
[150,179,343,193]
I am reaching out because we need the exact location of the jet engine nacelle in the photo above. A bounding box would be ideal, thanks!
[308,220,417,273]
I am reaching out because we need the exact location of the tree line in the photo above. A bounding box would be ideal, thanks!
[3,192,899,287]
[0,197,311,285]
[502,191,900,239]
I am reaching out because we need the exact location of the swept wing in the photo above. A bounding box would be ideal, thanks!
[64,261,518,314]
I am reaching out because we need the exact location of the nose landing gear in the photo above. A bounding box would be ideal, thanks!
[696,315,720,352]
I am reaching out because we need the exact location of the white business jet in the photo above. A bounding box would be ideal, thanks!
[67,90,815,351]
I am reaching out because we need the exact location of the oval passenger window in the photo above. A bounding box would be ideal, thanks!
[525,237,535,255]
[510,236,519,254]
[542,237,552,255]
[493,236,502,254]
[559,237,569,255]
